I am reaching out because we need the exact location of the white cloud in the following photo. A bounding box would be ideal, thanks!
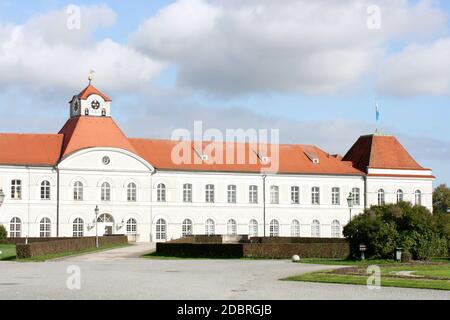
[377,38,450,96]
[0,5,164,93]
[130,0,447,97]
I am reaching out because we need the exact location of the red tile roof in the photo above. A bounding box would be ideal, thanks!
[77,84,111,102]
[0,134,63,166]
[58,116,136,158]
[129,138,364,175]
[343,134,426,172]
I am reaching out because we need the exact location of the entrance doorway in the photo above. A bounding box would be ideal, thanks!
[97,214,114,236]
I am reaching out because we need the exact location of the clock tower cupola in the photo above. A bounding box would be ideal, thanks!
[69,77,112,118]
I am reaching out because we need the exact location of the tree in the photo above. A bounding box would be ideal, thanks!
[0,225,7,244]
[433,184,450,214]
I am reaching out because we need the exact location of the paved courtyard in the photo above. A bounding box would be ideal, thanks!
[0,244,449,300]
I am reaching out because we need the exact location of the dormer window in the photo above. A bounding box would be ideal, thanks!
[101,108,106,117]
[85,108,89,116]
[305,151,320,164]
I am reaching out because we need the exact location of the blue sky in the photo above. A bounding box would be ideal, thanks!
[0,0,449,184]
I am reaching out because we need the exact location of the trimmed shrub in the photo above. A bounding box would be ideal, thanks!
[0,225,7,244]
[344,202,449,260]
[401,250,412,263]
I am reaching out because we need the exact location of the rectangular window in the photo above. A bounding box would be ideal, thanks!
[332,187,340,205]
[11,180,22,200]
[249,185,258,204]
[227,185,237,203]
[270,186,279,204]
[352,188,360,206]
[291,186,300,204]
[311,187,320,205]
[183,184,193,203]
[206,184,215,203]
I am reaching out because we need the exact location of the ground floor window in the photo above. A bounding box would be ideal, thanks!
[73,218,84,237]
[311,220,320,237]
[249,219,258,237]
[269,219,279,237]
[182,219,193,237]
[205,219,215,235]
[156,219,167,241]
[40,217,51,238]
[10,217,21,238]
[126,218,137,235]
[227,219,237,236]
[331,220,341,238]
[291,220,300,237]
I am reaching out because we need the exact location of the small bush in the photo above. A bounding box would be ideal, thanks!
[0,225,7,244]
[401,250,412,263]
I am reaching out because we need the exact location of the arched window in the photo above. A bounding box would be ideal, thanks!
[377,189,385,206]
[85,108,89,116]
[415,190,422,206]
[270,186,279,204]
[101,182,111,201]
[73,218,84,237]
[205,219,215,235]
[127,183,137,202]
[351,188,360,206]
[291,186,300,204]
[249,219,258,237]
[331,220,341,238]
[101,108,106,116]
[156,219,167,241]
[332,187,340,205]
[40,217,51,238]
[97,214,114,223]
[182,219,193,237]
[74,181,83,201]
[205,184,215,203]
[311,220,320,237]
[126,218,137,235]
[11,179,22,200]
[10,217,21,238]
[311,187,320,205]
[249,185,258,204]
[291,220,300,237]
[227,185,237,203]
[183,184,193,203]
[269,220,279,237]
[157,183,166,202]
[396,189,404,203]
[41,181,51,200]
[227,219,237,236]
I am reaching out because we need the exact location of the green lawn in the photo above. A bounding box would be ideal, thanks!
[0,244,17,261]
[296,258,397,266]
[285,262,450,291]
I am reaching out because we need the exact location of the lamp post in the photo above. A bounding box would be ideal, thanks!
[94,205,99,248]
[347,193,354,222]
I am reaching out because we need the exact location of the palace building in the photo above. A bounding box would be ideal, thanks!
[0,84,434,242]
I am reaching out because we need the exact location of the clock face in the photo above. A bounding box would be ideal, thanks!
[91,100,101,110]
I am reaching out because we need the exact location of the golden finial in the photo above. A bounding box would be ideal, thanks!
[88,69,95,85]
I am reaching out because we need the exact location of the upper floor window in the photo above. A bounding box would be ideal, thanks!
[157,183,166,202]
[127,183,137,202]
[73,181,83,201]
[206,184,215,203]
[331,220,341,238]
[291,186,300,204]
[40,181,51,200]
[396,189,404,203]
[377,189,385,206]
[101,182,111,201]
[311,187,320,205]
[269,219,280,237]
[126,218,137,235]
[11,179,22,200]
[332,187,340,205]
[183,184,193,203]
[249,185,258,204]
[227,185,237,204]
[270,186,279,204]
[351,188,360,206]
[40,217,51,238]
[415,190,422,206]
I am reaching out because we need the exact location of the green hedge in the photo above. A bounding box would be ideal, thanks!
[15,235,128,259]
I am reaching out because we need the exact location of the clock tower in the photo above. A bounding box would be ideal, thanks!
[69,82,112,118]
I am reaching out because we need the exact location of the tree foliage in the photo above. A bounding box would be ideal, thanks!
[433,184,450,214]
[0,225,7,244]
[343,202,449,260]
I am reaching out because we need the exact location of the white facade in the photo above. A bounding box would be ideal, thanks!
[0,86,435,243]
